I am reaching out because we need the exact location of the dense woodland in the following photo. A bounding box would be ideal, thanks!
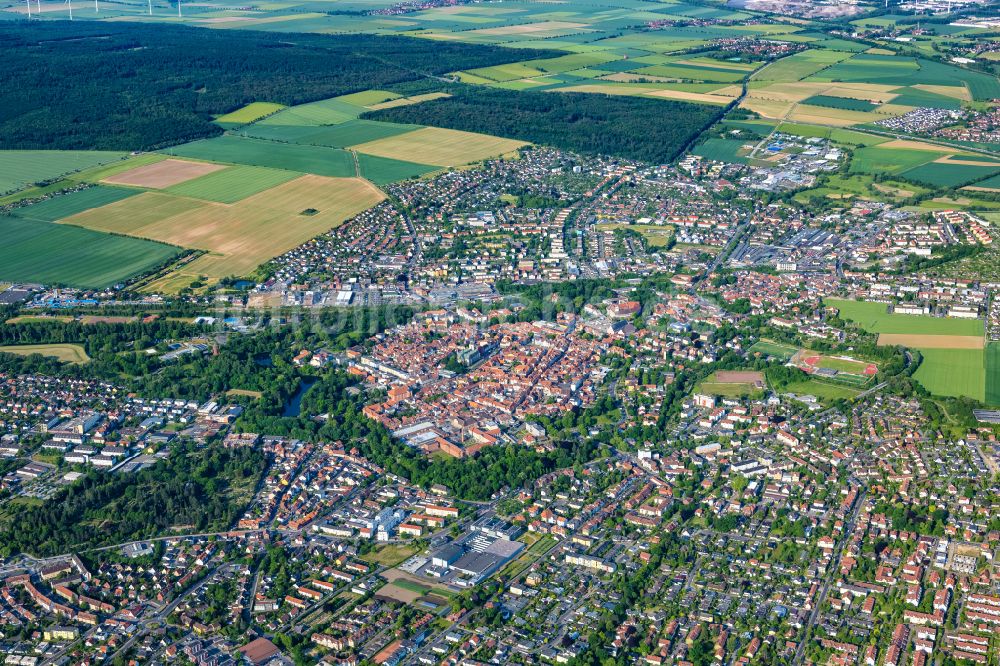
[0,21,558,150]
[0,443,264,557]
[364,86,724,164]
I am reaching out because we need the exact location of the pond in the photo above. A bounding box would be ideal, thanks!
[282,377,318,417]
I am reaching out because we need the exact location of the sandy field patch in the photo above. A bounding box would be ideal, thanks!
[714,371,765,384]
[474,20,588,35]
[103,159,225,188]
[877,333,984,349]
[644,89,734,104]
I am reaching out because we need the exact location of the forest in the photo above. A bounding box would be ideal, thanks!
[0,21,559,150]
[363,86,724,164]
[0,442,265,557]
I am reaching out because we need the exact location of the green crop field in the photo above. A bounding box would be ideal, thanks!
[255,98,365,126]
[913,349,985,401]
[164,165,299,203]
[356,153,439,185]
[11,186,139,222]
[245,119,423,148]
[801,94,878,111]
[849,147,938,175]
[214,102,286,125]
[986,343,1000,405]
[0,151,127,194]
[693,138,750,163]
[898,162,1000,188]
[0,217,181,289]
[754,50,851,81]
[164,136,357,178]
[826,299,984,335]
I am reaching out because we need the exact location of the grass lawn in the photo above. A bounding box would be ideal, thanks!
[826,298,984,336]
[750,339,799,360]
[364,542,422,567]
[783,379,861,402]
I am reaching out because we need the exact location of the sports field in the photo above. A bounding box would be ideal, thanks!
[65,176,384,284]
[749,339,798,360]
[0,344,90,364]
[0,216,181,289]
[352,127,527,167]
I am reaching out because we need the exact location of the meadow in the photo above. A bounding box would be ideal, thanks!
[986,343,1000,405]
[0,344,90,364]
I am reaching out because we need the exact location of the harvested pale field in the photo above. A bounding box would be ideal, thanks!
[913,84,971,101]
[473,21,588,35]
[352,127,526,167]
[643,89,733,104]
[555,84,656,97]
[740,97,795,119]
[64,176,384,280]
[933,156,1000,166]
[879,139,971,153]
[103,159,226,188]
[877,333,984,349]
[786,106,892,127]
[366,92,451,110]
[601,72,677,83]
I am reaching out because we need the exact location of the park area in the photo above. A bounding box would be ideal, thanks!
[0,343,90,364]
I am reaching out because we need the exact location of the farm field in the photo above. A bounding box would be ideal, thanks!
[214,102,285,125]
[164,165,299,203]
[351,127,527,167]
[877,334,984,349]
[0,216,181,289]
[10,186,139,222]
[986,343,1000,405]
[64,176,385,284]
[102,158,227,188]
[245,119,422,149]
[163,136,358,178]
[0,150,126,195]
[0,344,90,364]
[913,349,985,401]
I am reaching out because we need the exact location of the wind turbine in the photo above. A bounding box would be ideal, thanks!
[177,0,181,17]
[67,0,73,20]
[25,0,31,17]
[147,0,152,14]
[94,0,98,12]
